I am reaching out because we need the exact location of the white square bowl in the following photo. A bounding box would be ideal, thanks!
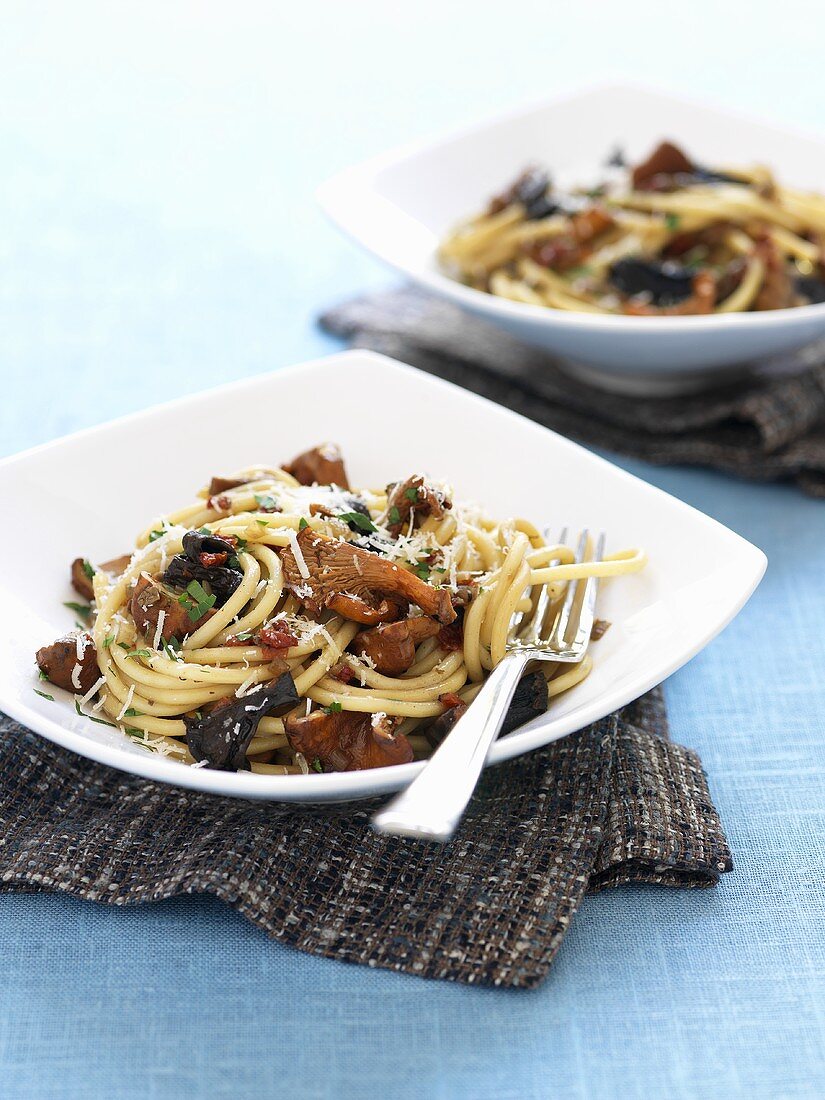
[317,84,825,385]
[0,350,766,801]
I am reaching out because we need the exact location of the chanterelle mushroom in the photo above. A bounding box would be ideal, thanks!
[385,475,452,537]
[284,708,413,771]
[280,528,455,626]
[283,443,349,489]
[352,616,441,676]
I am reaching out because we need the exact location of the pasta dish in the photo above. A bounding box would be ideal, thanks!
[35,445,645,774]
[439,140,825,316]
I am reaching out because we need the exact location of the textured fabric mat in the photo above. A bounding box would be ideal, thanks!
[0,688,730,988]
[319,286,825,496]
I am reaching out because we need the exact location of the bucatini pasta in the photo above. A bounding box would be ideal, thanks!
[35,444,645,774]
[439,140,825,316]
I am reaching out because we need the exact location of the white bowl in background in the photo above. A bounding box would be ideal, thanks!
[317,84,825,391]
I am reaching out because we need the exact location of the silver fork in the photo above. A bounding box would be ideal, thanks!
[371,530,606,842]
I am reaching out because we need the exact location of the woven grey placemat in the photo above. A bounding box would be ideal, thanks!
[319,286,825,496]
[0,687,731,988]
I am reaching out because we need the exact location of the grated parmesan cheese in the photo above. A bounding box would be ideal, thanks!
[79,675,107,705]
[287,529,310,579]
[116,683,135,721]
[71,663,83,690]
[152,610,166,651]
[235,673,261,698]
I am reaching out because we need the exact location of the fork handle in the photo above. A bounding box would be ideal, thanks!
[371,651,531,842]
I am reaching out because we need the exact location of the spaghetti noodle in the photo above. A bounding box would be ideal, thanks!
[439,140,825,316]
[36,446,645,774]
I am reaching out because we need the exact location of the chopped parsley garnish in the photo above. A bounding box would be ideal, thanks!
[404,487,419,503]
[226,554,241,570]
[38,669,48,681]
[337,511,377,533]
[64,601,91,619]
[162,637,182,660]
[256,519,269,528]
[81,559,96,580]
[254,493,279,512]
[117,642,131,651]
[126,728,147,741]
[234,537,248,552]
[665,213,681,231]
[124,648,152,659]
[298,517,309,531]
[409,558,431,581]
[33,688,54,701]
[311,757,323,773]
[74,699,115,727]
[123,708,142,718]
[234,630,255,642]
[324,702,343,714]
[102,634,115,649]
[388,506,401,526]
[148,527,166,543]
[178,579,216,622]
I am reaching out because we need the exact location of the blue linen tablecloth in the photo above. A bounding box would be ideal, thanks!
[1,4,823,1097]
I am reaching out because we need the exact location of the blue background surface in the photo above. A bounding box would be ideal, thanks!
[1,4,823,1097]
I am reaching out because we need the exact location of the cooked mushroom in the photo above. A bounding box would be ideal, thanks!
[281,528,455,626]
[162,530,243,608]
[70,554,131,601]
[753,235,795,311]
[284,708,413,771]
[185,671,300,770]
[797,275,825,305]
[525,205,614,272]
[283,443,349,489]
[385,475,452,537]
[623,270,716,316]
[36,631,99,694]
[130,574,212,641]
[610,258,694,306]
[208,475,250,496]
[488,166,557,220]
[352,615,440,676]
[425,670,548,745]
[631,140,695,190]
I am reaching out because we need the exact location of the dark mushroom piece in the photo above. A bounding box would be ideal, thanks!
[385,475,452,537]
[797,275,825,305]
[284,708,413,771]
[610,258,695,306]
[280,528,456,626]
[36,631,99,694]
[488,166,557,220]
[130,574,212,641]
[623,270,716,316]
[162,530,243,608]
[352,616,441,676]
[283,443,349,489]
[185,671,300,770]
[70,553,132,601]
[425,670,548,746]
